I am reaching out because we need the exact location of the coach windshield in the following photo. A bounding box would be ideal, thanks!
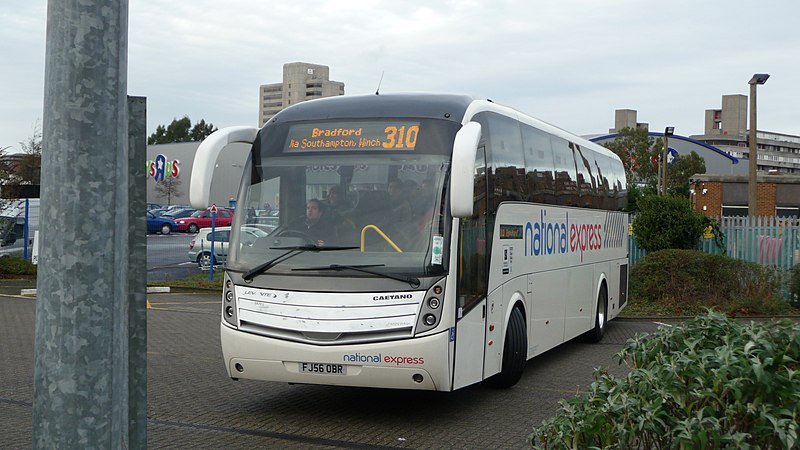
[228,119,460,279]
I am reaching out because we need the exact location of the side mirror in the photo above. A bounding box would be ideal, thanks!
[450,122,481,218]
[189,126,259,210]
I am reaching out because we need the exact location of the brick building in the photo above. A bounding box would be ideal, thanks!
[690,173,800,218]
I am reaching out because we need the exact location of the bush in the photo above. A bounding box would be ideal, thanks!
[628,249,792,316]
[790,264,800,308]
[529,311,800,449]
[633,195,706,252]
[0,255,36,278]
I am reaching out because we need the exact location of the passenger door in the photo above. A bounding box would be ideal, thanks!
[453,144,489,389]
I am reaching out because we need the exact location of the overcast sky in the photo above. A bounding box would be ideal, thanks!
[2,1,798,153]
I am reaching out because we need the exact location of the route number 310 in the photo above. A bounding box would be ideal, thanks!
[383,125,419,149]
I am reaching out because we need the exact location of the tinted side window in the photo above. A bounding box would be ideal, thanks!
[520,124,555,204]
[571,143,597,208]
[486,113,525,203]
[593,154,614,210]
[551,137,578,206]
[611,156,628,210]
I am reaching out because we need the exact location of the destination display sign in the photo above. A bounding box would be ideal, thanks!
[284,121,420,152]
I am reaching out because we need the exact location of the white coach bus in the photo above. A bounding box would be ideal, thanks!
[190,93,628,391]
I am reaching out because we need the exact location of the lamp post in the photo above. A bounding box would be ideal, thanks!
[661,126,674,196]
[748,73,769,217]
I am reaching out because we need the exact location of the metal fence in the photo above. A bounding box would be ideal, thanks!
[629,216,800,270]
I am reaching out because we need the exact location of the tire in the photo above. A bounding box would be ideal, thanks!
[188,224,199,234]
[160,224,172,235]
[485,306,527,388]
[197,252,211,269]
[583,284,608,343]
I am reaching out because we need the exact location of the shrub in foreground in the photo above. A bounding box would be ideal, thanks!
[529,311,800,449]
[628,249,792,316]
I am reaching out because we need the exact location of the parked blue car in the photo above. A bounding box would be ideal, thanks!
[146,210,177,235]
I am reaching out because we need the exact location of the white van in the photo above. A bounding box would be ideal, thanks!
[0,198,39,247]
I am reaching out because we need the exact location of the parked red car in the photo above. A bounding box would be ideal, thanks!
[175,207,234,233]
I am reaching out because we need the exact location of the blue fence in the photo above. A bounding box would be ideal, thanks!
[630,216,800,270]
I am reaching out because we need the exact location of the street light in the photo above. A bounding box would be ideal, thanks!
[748,73,769,217]
[661,126,675,196]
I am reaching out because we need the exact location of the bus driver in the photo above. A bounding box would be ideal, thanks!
[290,199,338,246]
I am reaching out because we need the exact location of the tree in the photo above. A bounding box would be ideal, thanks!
[154,177,182,206]
[0,122,42,199]
[602,127,660,188]
[17,121,42,186]
[148,116,217,144]
[667,151,706,197]
[190,119,216,142]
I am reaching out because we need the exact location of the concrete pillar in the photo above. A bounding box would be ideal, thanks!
[33,0,145,448]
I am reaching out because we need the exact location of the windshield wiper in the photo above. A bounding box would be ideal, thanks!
[242,245,358,281]
[293,264,421,288]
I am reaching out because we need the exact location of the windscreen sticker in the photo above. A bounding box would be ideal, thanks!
[431,235,443,265]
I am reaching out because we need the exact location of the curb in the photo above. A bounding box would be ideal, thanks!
[20,286,173,296]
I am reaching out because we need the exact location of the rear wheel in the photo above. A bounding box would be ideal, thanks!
[485,306,527,388]
[583,284,608,343]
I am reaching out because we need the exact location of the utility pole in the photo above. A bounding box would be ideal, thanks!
[748,73,769,217]
[33,1,146,448]
[661,127,674,196]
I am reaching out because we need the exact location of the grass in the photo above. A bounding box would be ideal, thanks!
[149,271,224,290]
[0,255,36,279]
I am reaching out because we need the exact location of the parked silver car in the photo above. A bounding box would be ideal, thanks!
[187,226,269,269]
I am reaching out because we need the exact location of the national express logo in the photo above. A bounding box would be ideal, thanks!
[147,154,180,183]
[523,210,626,261]
[343,353,425,365]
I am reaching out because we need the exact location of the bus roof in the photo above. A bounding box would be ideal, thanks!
[268,92,620,163]
[269,93,476,125]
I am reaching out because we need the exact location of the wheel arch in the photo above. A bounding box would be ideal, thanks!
[505,291,527,329]
[501,291,528,359]
[594,272,609,318]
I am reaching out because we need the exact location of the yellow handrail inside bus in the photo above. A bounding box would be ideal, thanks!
[360,224,403,253]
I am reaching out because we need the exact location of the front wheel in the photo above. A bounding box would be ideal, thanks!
[485,306,527,388]
[197,252,211,269]
[160,224,172,235]
[188,223,199,234]
[583,284,608,343]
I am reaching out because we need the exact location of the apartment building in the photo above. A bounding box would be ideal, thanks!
[691,94,800,174]
[258,62,345,126]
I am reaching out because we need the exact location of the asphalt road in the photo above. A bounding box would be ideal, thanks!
[2,231,204,281]
[0,283,662,449]
[146,232,203,281]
